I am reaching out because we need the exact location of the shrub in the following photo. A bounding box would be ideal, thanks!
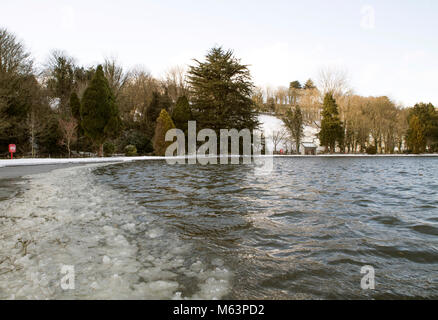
[124,144,137,156]
[103,142,115,156]
[38,115,65,156]
[366,145,377,154]
[118,129,153,155]
[153,109,175,156]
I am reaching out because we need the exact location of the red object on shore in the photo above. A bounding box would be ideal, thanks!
[8,144,16,159]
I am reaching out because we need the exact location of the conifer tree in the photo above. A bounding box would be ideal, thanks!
[70,92,81,121]
[289,81,302,89]
[171,96,192,134]
[153,109,176,156]
[303,79,316,90]
[146,91,172,128]
[45,51,76,114]
[188,47,258,133]
[318,93,344,153]
[289,81,302,105]
[70,91,88,152]
[283,105,304,153]
[407,115,425,154]
[80,65,121,156]
[146,92,161,125]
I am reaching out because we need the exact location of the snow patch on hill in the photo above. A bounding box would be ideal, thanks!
[258,114,321,152]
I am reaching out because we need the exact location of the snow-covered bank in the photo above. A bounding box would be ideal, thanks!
[258,114,323,152]
[2,152,437,170]
[0,156,166,168]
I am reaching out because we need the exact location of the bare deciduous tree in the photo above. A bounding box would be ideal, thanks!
[43,50,76,113]
[0,28,33,75]
[59,118,78,157]
[103,57,130,98]
[271,129,287,153]
[317,66,351,97]
[119,67,160,124]
[0,28,33,133]
[163,65,188,103]
[251,86,264,111]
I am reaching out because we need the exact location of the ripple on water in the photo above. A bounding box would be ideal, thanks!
[370,215,404,226]
[91,157,438,299]
[410,224,438,236]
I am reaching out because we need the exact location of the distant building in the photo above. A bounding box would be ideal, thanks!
[301,142,317,155]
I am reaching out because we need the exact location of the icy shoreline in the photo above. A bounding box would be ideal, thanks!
[0,156,167,168]
[0,163,231,299]
[1,153,438,169]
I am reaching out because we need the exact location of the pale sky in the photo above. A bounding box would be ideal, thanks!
[1,0,437,106]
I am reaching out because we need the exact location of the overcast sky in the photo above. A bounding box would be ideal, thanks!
[1,0,437,106]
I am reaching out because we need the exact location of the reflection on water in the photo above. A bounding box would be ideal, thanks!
[94,157,438,299]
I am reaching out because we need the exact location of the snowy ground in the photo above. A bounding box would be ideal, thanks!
[258,114,323,152]
[0,156,165,168]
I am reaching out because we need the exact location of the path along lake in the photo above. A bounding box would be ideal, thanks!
[0,157,437,299]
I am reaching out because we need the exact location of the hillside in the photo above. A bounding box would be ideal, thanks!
[258,114,323,153]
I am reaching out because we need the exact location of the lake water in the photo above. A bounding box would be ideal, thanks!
[0,157,437,299]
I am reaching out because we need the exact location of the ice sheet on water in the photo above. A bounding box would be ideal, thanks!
[0,164,231,299]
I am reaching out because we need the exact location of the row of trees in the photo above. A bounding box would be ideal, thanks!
[258,70,437,154]
[1,27,258,157]
[1,26,436,157]
[316,94,438,154]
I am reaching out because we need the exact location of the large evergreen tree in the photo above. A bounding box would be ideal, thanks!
[283,105,304,153]
[318,93,344,153]
[80,65,121,156]
[153,109,176,156]
[188,47,258,133]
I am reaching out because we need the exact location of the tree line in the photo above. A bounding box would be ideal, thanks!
[1,27,437,158]
[1,28,256,158]
[255,73,438,154]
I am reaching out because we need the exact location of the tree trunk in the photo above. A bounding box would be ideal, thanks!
[98,144,103,157]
